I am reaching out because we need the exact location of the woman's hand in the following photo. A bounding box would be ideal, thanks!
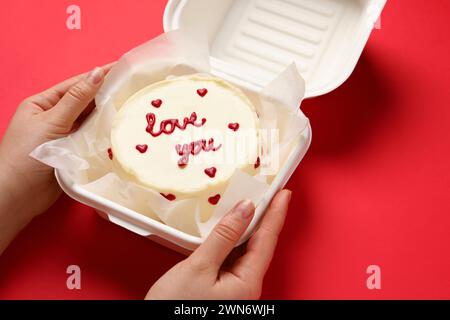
[0,65,111,254]
[146,189,291,300]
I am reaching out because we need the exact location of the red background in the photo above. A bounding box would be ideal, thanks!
[0,0,449,299]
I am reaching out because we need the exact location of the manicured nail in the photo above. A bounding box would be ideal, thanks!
[286,189,292,201]
[232,199,255,219]
[87,67,104,85]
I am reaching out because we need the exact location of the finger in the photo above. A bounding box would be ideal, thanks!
[231,189,291,281]
[76,99,96,122]
[47,67,105,126]
[48,62,115,96]
[30,62,115,110]
[222,243,246,271]
[189,200,255,271]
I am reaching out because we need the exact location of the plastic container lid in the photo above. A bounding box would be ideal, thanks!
[163,0,386,98]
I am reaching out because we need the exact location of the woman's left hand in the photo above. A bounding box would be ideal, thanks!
[0,64,112,253]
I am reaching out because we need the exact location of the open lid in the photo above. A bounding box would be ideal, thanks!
[163,0,386,98]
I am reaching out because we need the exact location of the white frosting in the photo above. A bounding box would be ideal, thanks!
[111,75,259,202]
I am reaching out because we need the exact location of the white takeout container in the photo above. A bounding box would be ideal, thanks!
[55,0,386,254]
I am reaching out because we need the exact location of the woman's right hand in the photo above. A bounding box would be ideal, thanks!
[146,189,291,300]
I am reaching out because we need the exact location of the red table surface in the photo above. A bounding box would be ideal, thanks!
[0,0,449,300]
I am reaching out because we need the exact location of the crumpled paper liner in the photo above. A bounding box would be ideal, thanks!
[30,28,309,238]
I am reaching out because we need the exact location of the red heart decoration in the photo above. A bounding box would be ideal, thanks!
[151,99,162,108]
[204,167,217,178]
[228,123,240,131]
[178,158,188,168]
[197,88,208,97]
[135,144,148,153]
[254,156,261,169]
[107,148,113,160]
[208,194,221,205]
[160,193,176,201]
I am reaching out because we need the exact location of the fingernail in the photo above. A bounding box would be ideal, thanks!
[87,67,104,85]
[286,189,292,202]
[232,199,255,219]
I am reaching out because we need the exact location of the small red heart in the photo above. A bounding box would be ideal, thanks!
[160,193,176,201]
[178,156,188,167]
[151,99,162,108]
[204,167,217,178]
[228,123,240,131]
[135,144,148,153]
[197,88,208,97]
[208,194,221,205]
[107,148,113,160]
[254,156,261,169]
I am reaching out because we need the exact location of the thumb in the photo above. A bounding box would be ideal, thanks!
[190,199,255,270]
[49,67,104,126]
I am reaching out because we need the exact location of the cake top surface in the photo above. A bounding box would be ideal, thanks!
[111,75,259,196]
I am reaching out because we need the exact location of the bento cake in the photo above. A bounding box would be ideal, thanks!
[110,75,260,207]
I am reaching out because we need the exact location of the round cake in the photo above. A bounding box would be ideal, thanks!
[110,75,260,214]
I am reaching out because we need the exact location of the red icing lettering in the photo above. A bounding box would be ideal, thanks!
[175,138,222,167]
[146,112,206,137]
